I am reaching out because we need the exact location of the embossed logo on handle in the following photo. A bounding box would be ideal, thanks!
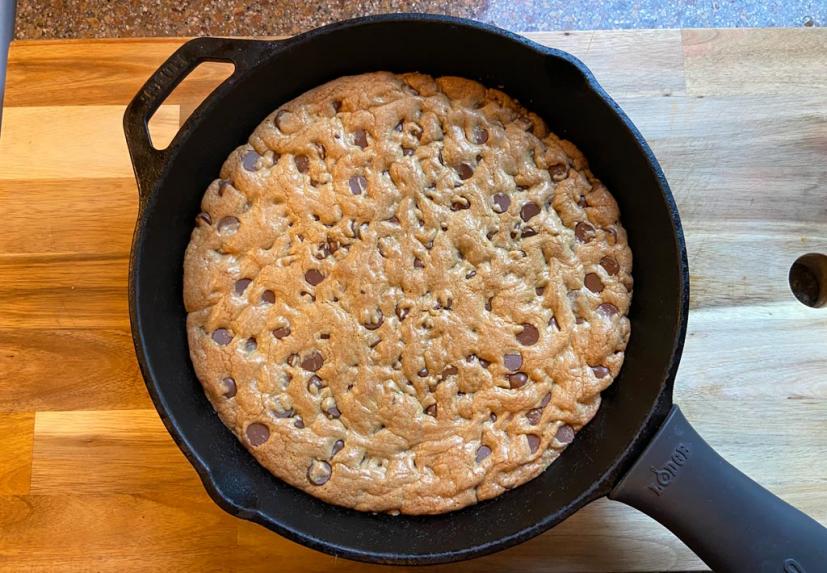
[139,52,190,111]
[647,443,690,496]
[784,558,806,573]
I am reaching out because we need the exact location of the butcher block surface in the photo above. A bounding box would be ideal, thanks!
[0,28,826,572]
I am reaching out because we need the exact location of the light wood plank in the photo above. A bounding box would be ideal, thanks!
[0,178,137,255]
[0,493,237,573]
[0,329,148,412]
[0,413,34,495]
[0,254,128,329]
[0,105,178,180]
[683,29,827,96]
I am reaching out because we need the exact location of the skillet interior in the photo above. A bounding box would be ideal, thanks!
[129,15,688,564]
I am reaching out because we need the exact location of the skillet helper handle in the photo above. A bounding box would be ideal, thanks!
[610,405,827,572]
[123,36,274,203]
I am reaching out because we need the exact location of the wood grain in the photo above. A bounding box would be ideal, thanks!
[1,29,826,572]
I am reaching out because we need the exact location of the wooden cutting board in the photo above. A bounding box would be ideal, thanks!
[1,28,826,573]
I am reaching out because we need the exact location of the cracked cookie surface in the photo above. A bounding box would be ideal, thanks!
[184,72,632,514]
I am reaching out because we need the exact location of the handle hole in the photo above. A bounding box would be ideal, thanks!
[148,61,235,150]
[789,253,827,308]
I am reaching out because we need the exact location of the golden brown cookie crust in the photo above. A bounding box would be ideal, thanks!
[183,72,632,514]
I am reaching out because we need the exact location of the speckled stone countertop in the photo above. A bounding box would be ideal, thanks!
[14,0,824,39]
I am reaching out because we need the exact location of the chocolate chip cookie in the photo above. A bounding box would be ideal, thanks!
[184,72,632,514]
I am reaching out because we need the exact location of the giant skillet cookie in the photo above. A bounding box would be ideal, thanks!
[184,72,632,514]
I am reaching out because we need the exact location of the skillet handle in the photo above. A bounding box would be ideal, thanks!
[610,405,827,572]
[123,36,276,205]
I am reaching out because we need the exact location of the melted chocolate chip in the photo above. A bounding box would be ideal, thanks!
[536,286,545,296]
[217,216,240,235]
[442,365,458,377]
[305,269,325,286]
[485,298,493,311]
[600,256,620,275]
[490,412,498,423]
[556,424,575,444]
[472,125,489,144]
[418,368,429,378]
[332,100,342,113]
[591,365,610,378]
[526,434,541,453]
[395,305,410,321]
[476,445,492,462]
[598,303,619,317]
[549,163,569,181]
[457,162,474,180]
[196,212,212,225]
[479,357,491,368]
[246,423,270,446]
[307,375,324,392]
[325,405,341,419]
[273,326,291,339]
[575,222,595,243]
[294,155,310,173]
[332,439,344,457]
[520,202,541,222]
[503,352,523,371]
[244,337,257,352]
[402,147,414,157]
[364,310,384,331]
[414,257,425,269]
[516,323,540,346]
[211,328,232,345]
[451,199,470,211]
[349,175,367,195]
[261,290,275,304]
[541,393,552,407]
[353,129,368,149]
[549,316,559,329]
[242,150,260,171]
[222,377,236,398]
[585,273,604,293]
[394,120,403,132]
[492,193,511,213]
[521,226,538,238]
[508,372,528,388]
[425,404,437,417]
[301,351,324,372]
[294,417,305,429]
[307,459,332,485]
[234,278,252,295]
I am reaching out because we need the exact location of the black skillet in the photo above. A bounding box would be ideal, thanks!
[124,14,827,571]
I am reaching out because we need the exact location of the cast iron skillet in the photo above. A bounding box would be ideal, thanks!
[124,14,827,571]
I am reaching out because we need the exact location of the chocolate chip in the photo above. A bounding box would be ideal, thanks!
[442,365,458,376]
[600,256,620,275]
[578,194,587,207]
[244,337,257,352]
[556,424,575,444]
[575,317,585,325]
[585,273,604,293]
[575,222,595,243]
[261,290,275,304]
[242,150,260,171]
[591,365,610,378]
[490,412,498,423]
[332,439,344,457]
[222,377,236,398]
[492,193,510,213]
[526,408,542,425]
[417,368,428,378]
[520,202,541,222]
[536,286,545,296]
[414,257,424,269]
[305,269,324,286]
[353,129,368,149]
[472,126,489,144]
[217,216,240,235]
[394,120,403,132]
[457,162,474,180]
[465,270,477,279]
[314,142,326,160]
[301,351,324,372]
[246,423,270,446]
[516,323,539,346]
[485,298,492,311]
[307,459,332,485]
[486,229,497,240]
[549,316,559,329]
[549,163,568,181]
[503,352,523,371]
[349,174,367,195]
[286,353,299,366]
[402,147,414,157]
[307,375,324,393]
[508,372,528,388]
[437,149,445,165]
[325,405,341,419]
[451,199,470,211]
[395,305,410,321]
[526,434,541,453]
[273,406,294,419]
[541,393,552,407]
[476,445,492,462]
[605,227,618,245]
[294,416,305,429]
[479,357,491,368]
[598,303,619,317]
[293,154,311,175]
[196,212,212,225]
[521,226,538,238]
[234,278,252,295]
[273,326,291,339]
[332,100,342,113]
[425,404,437,417]
[211,328,232,345]
[364,310,384,331]
[387,216,400,225]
